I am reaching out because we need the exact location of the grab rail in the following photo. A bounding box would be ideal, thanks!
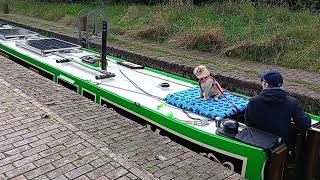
[77,8,107,48]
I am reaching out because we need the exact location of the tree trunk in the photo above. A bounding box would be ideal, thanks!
[166,0,193,7]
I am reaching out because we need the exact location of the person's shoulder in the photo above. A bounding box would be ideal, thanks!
[248,95,261,103]
[284,95,301,110]
[249,94,263,101]
[286,95,298,104]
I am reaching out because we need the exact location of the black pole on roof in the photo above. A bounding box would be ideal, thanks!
[101,21,108,71]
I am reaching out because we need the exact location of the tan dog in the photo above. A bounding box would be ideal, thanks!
[193,65,222,101]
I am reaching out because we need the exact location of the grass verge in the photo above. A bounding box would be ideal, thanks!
[1,0,320,73]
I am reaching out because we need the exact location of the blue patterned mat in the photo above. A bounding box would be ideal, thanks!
[165,87,248,118]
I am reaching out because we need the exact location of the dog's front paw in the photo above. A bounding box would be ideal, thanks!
[214,97,219,101]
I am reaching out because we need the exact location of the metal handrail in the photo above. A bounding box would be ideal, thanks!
[77,8,108,48]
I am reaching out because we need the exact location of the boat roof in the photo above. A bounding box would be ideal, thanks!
[0,31,319,138]
[2,38,220,130]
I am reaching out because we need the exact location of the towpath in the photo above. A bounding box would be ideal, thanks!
[0,56,241,180]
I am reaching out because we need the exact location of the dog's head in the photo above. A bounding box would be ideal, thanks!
[193,65,210,79]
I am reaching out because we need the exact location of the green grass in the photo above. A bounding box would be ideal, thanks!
[3,0,320,73]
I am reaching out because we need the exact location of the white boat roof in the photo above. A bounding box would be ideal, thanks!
[1,37,319,137]
[1,38,225,134]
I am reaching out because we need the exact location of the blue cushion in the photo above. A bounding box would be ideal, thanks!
[165,87,248,119]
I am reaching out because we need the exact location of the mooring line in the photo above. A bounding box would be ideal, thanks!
[108,60,194,88]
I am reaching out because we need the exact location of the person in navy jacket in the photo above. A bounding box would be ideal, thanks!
[244,70,311,147]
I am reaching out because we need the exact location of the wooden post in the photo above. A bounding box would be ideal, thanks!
[79,16,87,31]
[305,128,320,180]
[265,144,288,180]
[292,127,320,180]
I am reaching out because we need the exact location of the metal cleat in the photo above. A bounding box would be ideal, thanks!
[95,72,116,80]
[56,59,71,63]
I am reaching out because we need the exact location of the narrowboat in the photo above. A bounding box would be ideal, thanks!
[0,21,319,180]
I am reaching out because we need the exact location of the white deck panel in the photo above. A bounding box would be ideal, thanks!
[2,40,220,135]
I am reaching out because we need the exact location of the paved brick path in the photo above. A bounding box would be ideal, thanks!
[0,56,241,180]
[0,79,155,180]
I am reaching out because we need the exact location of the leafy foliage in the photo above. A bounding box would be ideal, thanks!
[31,0,320,10]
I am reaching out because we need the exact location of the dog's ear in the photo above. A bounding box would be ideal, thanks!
[193,66,200,75]
[197,67,203,73]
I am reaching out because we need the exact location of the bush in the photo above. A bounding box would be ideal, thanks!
[130,10,173,42]
[224,36,289,63]
[169,27,225,52]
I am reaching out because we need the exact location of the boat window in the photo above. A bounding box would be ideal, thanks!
[100,98,115,108]
[4,52,54,81]
[100,98,109,107]
[82,89,95,102]
[57,78,78,93]
[31,67,54,81]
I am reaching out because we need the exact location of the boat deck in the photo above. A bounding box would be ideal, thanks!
[1,39,226,135]
[3,39,319,134]
[0,55,241,179]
